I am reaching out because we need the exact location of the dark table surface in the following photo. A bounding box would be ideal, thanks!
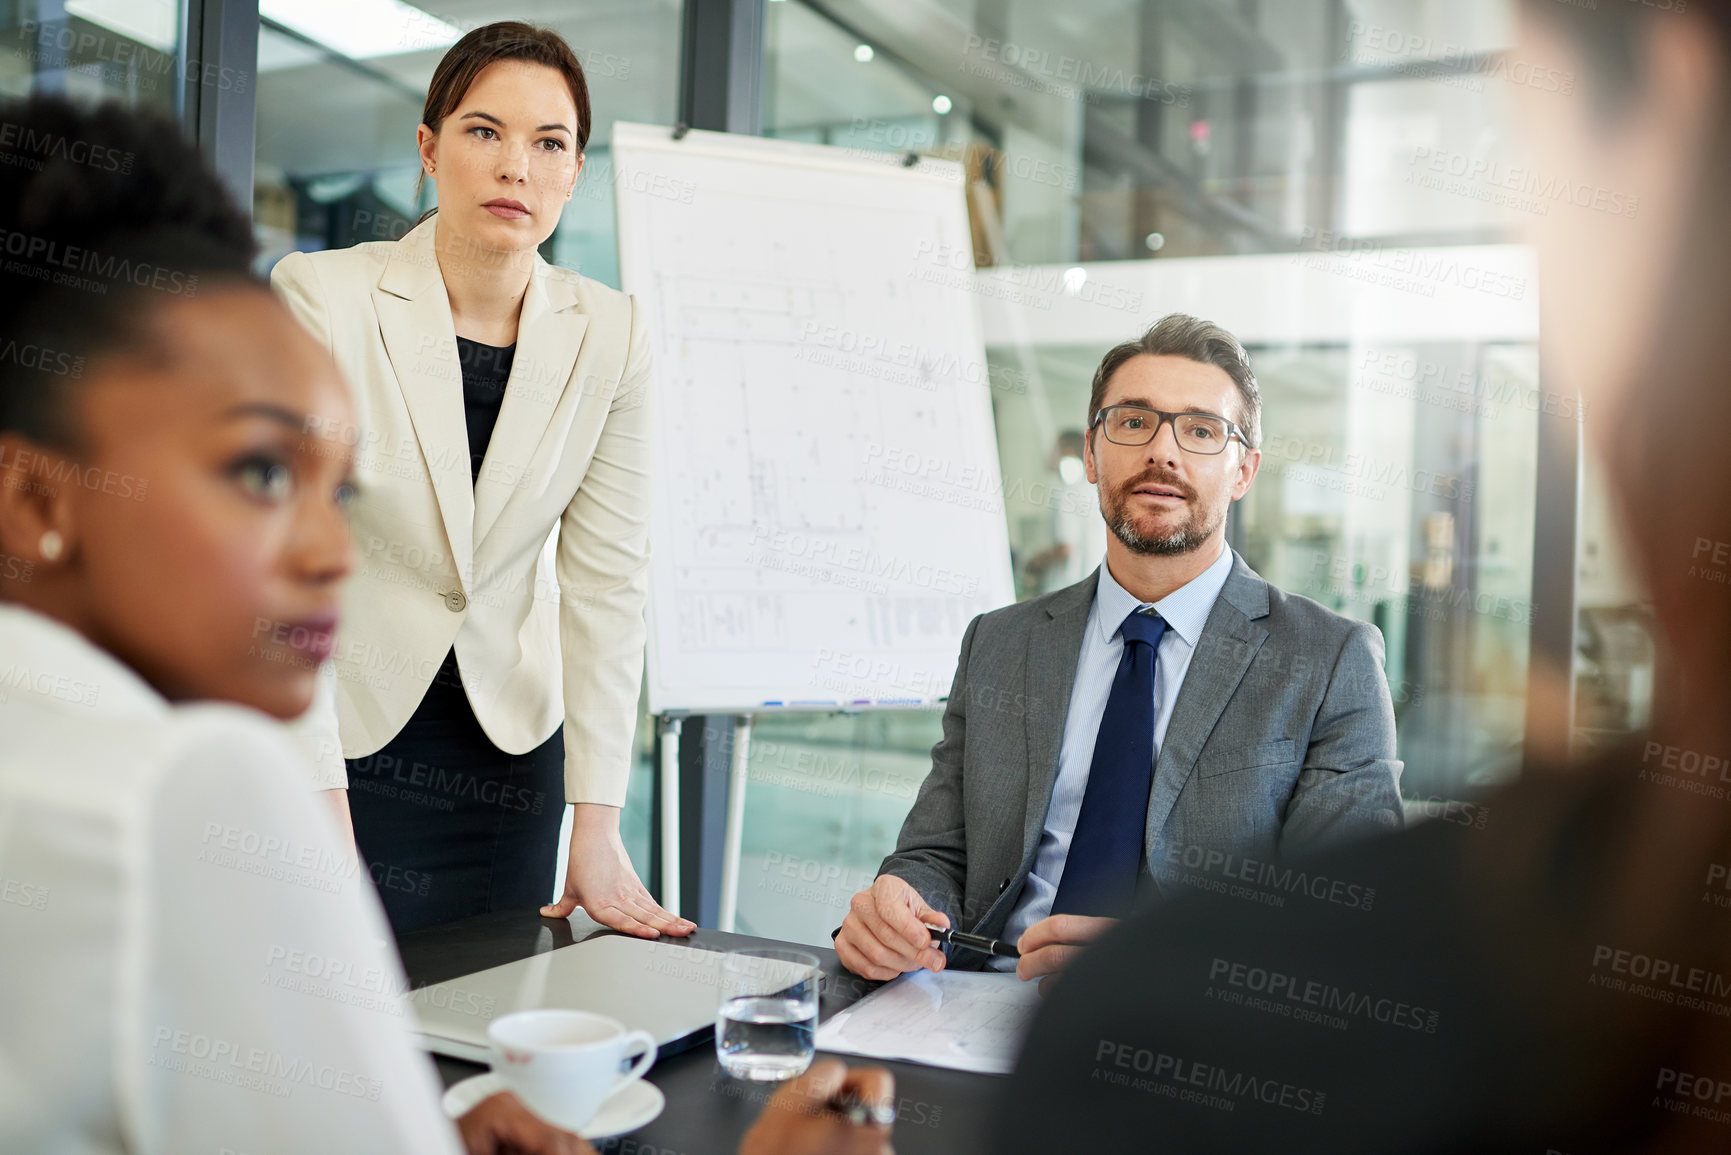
[396,909,999,1155]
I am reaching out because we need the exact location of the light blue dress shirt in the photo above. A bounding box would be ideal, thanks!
[990,543,1235,969]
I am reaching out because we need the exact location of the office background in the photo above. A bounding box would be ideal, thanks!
[5,0,1652,946]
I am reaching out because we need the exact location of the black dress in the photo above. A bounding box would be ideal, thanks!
[345,336,565,934]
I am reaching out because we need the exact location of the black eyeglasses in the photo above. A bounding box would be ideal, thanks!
[1091,405,1252,455]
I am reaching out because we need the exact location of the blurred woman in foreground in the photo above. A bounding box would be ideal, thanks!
[998,3,1731,1151]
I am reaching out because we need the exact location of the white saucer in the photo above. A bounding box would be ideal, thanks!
[442,1071,666,1139]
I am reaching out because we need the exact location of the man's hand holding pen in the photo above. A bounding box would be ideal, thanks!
[835,875,950,981]
[837,875,1116,988]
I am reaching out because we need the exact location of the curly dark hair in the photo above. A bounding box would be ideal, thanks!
[0,96,257,451]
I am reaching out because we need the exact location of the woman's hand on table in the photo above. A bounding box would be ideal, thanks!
[457,1091,591,1154]
[540,803,695,937]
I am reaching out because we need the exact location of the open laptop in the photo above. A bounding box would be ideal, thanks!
[411,934,796,1064]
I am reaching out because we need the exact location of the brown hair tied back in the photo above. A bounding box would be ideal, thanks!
[414,21,593,207]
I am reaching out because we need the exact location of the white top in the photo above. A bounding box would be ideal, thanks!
[994,544,1236,966]
[0,602,462,1154]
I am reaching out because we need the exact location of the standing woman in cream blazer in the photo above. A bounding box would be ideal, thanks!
[274,22,691,938]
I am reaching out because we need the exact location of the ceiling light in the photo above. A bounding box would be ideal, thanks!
[260,0,461,60]
[64,0,177,54]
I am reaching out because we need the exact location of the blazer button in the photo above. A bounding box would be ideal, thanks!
[443,589,467,612]
[999,877,1011,894]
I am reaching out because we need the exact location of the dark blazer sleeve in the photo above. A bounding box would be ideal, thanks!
[876,614,982,926]
[1280,619,1404,856]
[993,823,1483,1154]
[994,756,1699,1154]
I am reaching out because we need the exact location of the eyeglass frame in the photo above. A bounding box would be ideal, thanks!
[1088,404,1255,455]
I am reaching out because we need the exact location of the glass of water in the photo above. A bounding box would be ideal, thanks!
[715,948,821,1081]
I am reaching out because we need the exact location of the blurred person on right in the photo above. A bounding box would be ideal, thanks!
[994,2,1731,1152]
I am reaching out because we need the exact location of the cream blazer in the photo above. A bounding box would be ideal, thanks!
[271,217,652,807]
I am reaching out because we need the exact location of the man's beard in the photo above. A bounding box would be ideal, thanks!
[1101,471,1225,557]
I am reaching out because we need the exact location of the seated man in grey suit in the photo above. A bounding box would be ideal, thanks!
[835,313,1403,986]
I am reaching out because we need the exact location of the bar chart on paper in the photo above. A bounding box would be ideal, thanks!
[612,122,1015,715]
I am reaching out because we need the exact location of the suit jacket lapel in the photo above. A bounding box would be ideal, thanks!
[1021,572,1098,865]
[1143,552,1271,865]
[473,261,589,547]
[374,219,473,576]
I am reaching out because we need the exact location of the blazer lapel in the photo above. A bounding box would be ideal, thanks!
[473,260,590,547]
[1020,572,1098,864]
[1143,552,1271,865]
[374,219,473,575]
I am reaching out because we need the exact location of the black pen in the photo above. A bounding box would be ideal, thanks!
[922,922,1021,959]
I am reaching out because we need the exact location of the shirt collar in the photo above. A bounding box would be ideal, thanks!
[0,601,169,720]
[1093,543,1235,648]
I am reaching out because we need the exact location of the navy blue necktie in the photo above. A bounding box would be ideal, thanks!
[1050,606,1166,917]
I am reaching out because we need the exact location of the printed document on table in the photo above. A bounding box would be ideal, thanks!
[815,969,1042,1075]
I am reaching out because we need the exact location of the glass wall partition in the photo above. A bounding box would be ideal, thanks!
[2,0,189,111]
[733,0,1593,945]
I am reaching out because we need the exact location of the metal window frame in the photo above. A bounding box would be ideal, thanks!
[656,0,766,923]
[1522,388,1581,767]
[679,0,763,134]
[182,0,258,209]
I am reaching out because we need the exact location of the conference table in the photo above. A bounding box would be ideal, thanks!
[398,909,1002,1154]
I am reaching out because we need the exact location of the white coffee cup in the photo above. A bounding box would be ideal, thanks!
[487,1009,657,1132]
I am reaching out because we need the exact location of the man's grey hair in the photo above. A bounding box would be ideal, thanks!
[1086,313,1262,449]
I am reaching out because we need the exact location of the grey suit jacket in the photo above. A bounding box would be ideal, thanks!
[879,551,1404,957]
